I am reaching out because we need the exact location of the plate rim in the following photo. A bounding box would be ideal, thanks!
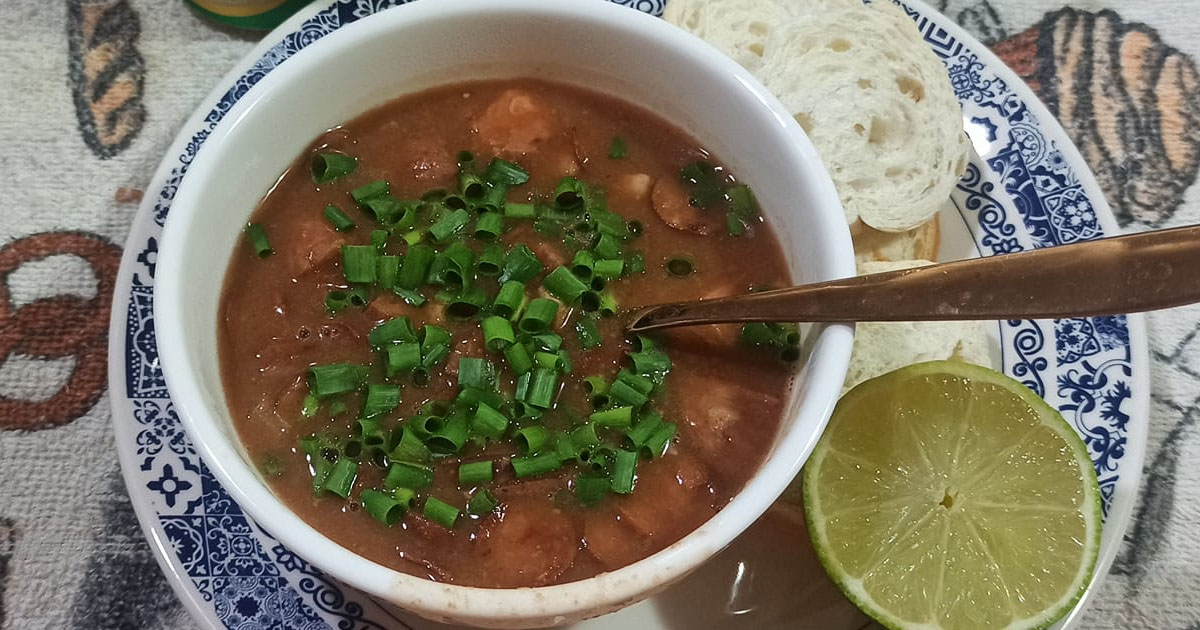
[903,0,1150,622]
[104,1,1151,628]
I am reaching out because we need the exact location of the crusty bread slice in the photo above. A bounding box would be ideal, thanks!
[851,214,940,264]
[844,260,995,391]
[663,0,857,72]
[753,2,970,231]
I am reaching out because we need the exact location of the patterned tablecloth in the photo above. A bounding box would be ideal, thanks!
[1,1,1198,628]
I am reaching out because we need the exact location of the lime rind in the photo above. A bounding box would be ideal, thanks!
[803,360,1102,630]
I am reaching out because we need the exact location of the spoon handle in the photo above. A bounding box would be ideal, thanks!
[628,224,1200,332]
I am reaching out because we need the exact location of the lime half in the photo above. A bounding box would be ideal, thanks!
[804,361,1101,630]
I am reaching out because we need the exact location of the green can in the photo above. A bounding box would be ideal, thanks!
[185,0,312,30]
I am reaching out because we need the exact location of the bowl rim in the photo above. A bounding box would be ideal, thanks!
[154,0,855,623]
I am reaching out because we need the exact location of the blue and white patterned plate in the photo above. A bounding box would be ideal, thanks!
[107,1,1149,628]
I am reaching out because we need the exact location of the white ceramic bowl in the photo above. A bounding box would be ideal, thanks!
[155,0,855,626]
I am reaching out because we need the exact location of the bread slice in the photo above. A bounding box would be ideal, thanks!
[851,214,941,264]
[844,260,995,391]
[663,0,857,72]
[754,2,970,231]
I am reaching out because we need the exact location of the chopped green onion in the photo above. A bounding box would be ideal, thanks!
[457,358,497,391]
[408,413,444,440]
[392,287,427,306]
[610,449,638,494]
[598,292,618,317]
[555,432,579,463]
[360,489,404,526]
[590,405,634,429]
[244,223,273,258]
[608,136,628,159]
[307,363,367,398]
[627,251,646,275]
[474,211,504,240]
[570,250,595,280]
[515,425,552,455]
[627,219,644,236]
[681,161,726,207]
[576,473,610,506]
[429,208,471,243]
[579,290,601,313]
[300,393,320,418]
[642,422,677,458]
[626,411,663,447]
[457,150,475,170]
[593,233,622,259]
[492,280,526,320]
[456,386,504,412]
[617,370,655,395]
[323,204,356,231]
[341,245,377,284]
[629,348,672,382]
[301,437,333,493]
[470,402,509,441]
[392,486,417,507]
[726,184,759,236]
[387,426,431,463]
[311,152,357,184]
[443,286,488,319]
[608,379,648,408]
[322,459,358,498]
[466,488,499,515]
[503,342,533,375]
[426,411,469,454]
[398,244,434,289]
[531,333,563,352]
[481,316,515,352]
[519,298,559,334]
[350,180,389,204]
[476,243,504,276]
[361,384,401,419]
[384,342,421,377]
[531,350,560,372]
[324,287,369,314]
[504,202,536,219]
[440,240,475,292]
[544,266,589,302]
[369,316,418,347]
[554,177,586,211]
[583,376,609,396]
[665,257,695,277]
[499,244,544,283]
[423,497,460,529]
[330,401,350,417]
[370,229,388,252]
[484,158,530,186]
[480,184,507,214]
[459,460,494,485]
[593,258,624,279]
[459,171,486,201]
[511,451,563,478]
[576,316,602,350]
[526,368,559,409]
[376,254,399,289]
[384,462,433,490]
[726,211,746,237]
[420,325,452,367]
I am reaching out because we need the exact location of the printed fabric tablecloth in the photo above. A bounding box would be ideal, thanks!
[1,1,1199,628]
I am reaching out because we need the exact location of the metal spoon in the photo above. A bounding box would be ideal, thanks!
[627,224,1200,333]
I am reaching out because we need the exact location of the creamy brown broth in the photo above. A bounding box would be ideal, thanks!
[219,79,793,587]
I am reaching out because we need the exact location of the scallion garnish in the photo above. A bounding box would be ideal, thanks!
[515,425,551,455]
[306,363,368,398]
[244,223,273,258]
[361,489,405,526]
[458,460,494,485]
[323,204,356,231]
[544,266,589,302]
[511,451,562,478]
[429,208,471,243]
[423,497,460,529]
[341,245,377,284]
[519,298,559,334]
[608,136,627,159]
[499,244,543,283]
[484,158,530,186]
[466,488,499,516]
[311,152,357,184]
